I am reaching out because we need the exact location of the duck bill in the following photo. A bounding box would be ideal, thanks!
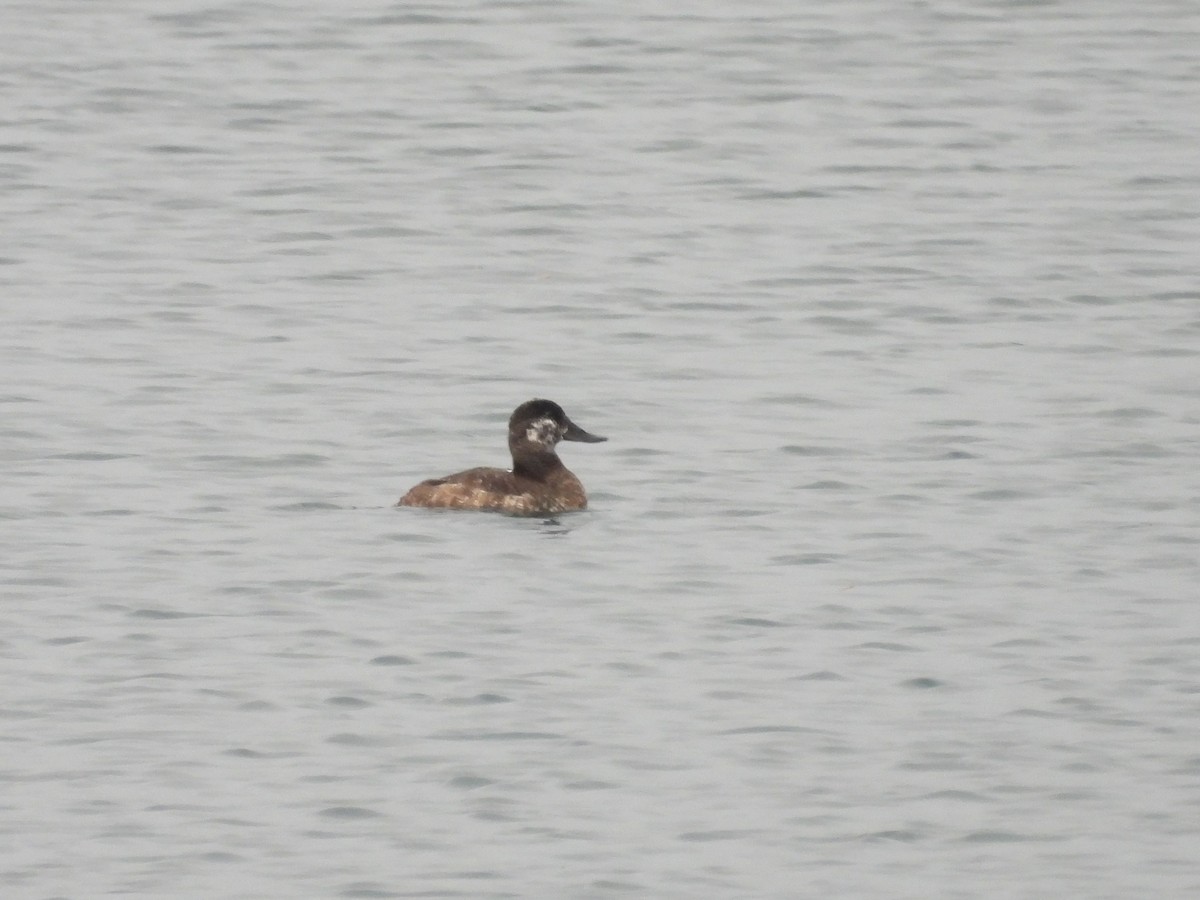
[563,417,607,443]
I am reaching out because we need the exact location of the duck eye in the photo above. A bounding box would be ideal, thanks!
[525,418,558,444]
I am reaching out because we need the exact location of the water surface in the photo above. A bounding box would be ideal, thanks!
[3,1,1199,897]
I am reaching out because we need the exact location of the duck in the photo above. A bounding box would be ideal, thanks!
[397,398,606,515]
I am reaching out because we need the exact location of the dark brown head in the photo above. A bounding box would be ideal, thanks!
[508,399,607,454]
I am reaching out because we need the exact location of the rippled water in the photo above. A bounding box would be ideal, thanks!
[3,1,1199,897]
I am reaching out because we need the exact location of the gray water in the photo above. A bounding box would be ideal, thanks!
[3,1,1199,897]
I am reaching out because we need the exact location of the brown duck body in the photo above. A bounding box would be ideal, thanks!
[399,462,589,515]
[397,399,605,516]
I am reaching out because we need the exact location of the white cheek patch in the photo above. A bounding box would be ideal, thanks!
[525,417,559,445]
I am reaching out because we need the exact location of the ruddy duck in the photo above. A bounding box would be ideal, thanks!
[397,399,607,515]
